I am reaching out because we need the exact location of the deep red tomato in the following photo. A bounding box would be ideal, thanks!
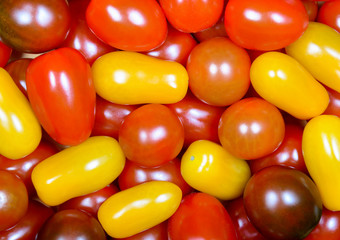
[118,159,192,195]
[86,0,168,51]
[166,91,225,147]
[302,0,318,21]
[58,184,119,218]
[0,200,54,240]
[143,25,197,66]
[0,170,28,231]
[218,97,285,160]
[244,166,322,240]
[119,104,184,167]
[4,58,31,97]
[115,221,168,240]
[249,124,308,174]
[91,96,138,139]
[323,86,340,118]
[0,141,58,196]
[61,0,115,65]
[224,0,309,50]
[186,37,251,106]
[0,0,70,53]
[0,40,12,67]
[26,47,96,146]
[317,0,340,32]
[168,192,237,240]
[193,15,228,42]
[159,0,224,33]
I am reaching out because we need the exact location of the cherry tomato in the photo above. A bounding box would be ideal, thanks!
[86,0,167,51]
[323,86,340,118]
[317,0,340,32]
[193,15,228,42]
[244,166,322,240]
[302,0,318,21]
[224,0,309,50]
[26,47,96,146]
[0,170,28,231]
[0,0,70,53]
[218,97,285,160]
[117,221,168,240]
[187,37,251,106]
[119,104,184,167]
[0,40,12,67]
[168,192,237,240]
[4,58,31,97]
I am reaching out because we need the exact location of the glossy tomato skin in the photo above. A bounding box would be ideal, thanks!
[61,0,115,65]
[218,97,285,160]
[166,91,225,147]
[0,41,11,67]
[159,0,224,33]
[244,166,322,240]
[302,0,318,21]
[4,58,31,97]
[36,209,106,240]
[86,0,167,51]
[0,170,28,231]
[317,0,340,33]
[225,0,308,50]
[0,0,70,53]
[193,15,228,42]
[118,159,192,195]
[26,47,96,146]
[168,192,237,240]
[323,86,340,118]
[0,200,54,240]
[187,37,251,106]
[119,104,184,167]
[116,221,168,240]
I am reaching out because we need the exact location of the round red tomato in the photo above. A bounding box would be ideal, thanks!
[301,0,318,21]
[193,15,228,42]
[115,221,168,240]
[224,0,309,50]
[4,58,31,97]
[317,0,340,33]
[119,104,184,167]
[0,40,11,67]
[218,97,285,160]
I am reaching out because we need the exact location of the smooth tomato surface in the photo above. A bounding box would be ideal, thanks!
[117,221,168,240]
[0,41,11,67]
[5,58,31,97]
[317,0,340,33]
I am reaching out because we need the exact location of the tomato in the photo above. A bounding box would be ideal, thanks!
[61,0,115,65]
[181,140,251,200]
[247,48,285,62]
[4,58,31,97]
[302,0,318,21]
[323,86,340,118]
[37,209,106,240]
[92,51,188,105]
[317,0,340,33]
[0,40,12,67]
[98,181,182,238]
[0,170,28,231]
[26,47,96,146]
[166,91,225,147]
[0,0,70,53]
[116,221,168,240]
[224,0,308,51]
[119,104,184,167]
[250,52,329,120]
[218,97,285,160]
[159,0,224,33]
[250,124,308,175]
[187,37,251,106]
[193,15,228,42]
[0,200,54,240]
[32,136,125,206]
[168,192,237,240]
[86,0,167,51]
[118,159,192,196]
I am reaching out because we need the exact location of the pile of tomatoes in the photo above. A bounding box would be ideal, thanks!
[0,0,340,239]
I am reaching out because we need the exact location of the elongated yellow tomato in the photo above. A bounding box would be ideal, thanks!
[32,136,125,206]
[302,115,340,211]
[98,181,182,238]
[0,68,41,159]
[250,52,329,120]
[181,140,251,200]
[92,51,188,104]
[286,22,340,92]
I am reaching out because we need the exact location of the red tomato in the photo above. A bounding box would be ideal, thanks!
[4,58,31,97]
[224,0,309,50]
[26,47,96,146]
[118,159,192,195]
[317,0,340,32]
[0,170,28,231]
[247,48,285,62]
[159,0,224,33]
[193,15,228,42]
[86,0,168,51]
[61,0,115,65]
[187,37,251,106]
[302,0,318,21]
[115,221,168,240]
[323,86,340,118]
[218,97,285,160]
[168,192,237,240]
[0,40,11,67]
[166,91,225,147]
[0,200,54,240]
[119,104,184,167]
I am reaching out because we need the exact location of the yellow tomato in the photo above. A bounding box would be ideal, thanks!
[92,51,188,104]
[250,52,329,120]
[0,68,41,159]
[302,115,340,211]
[286,22,340,92]
[32,136,125,206]
[181,140,251,200]
[98,181,182,238]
